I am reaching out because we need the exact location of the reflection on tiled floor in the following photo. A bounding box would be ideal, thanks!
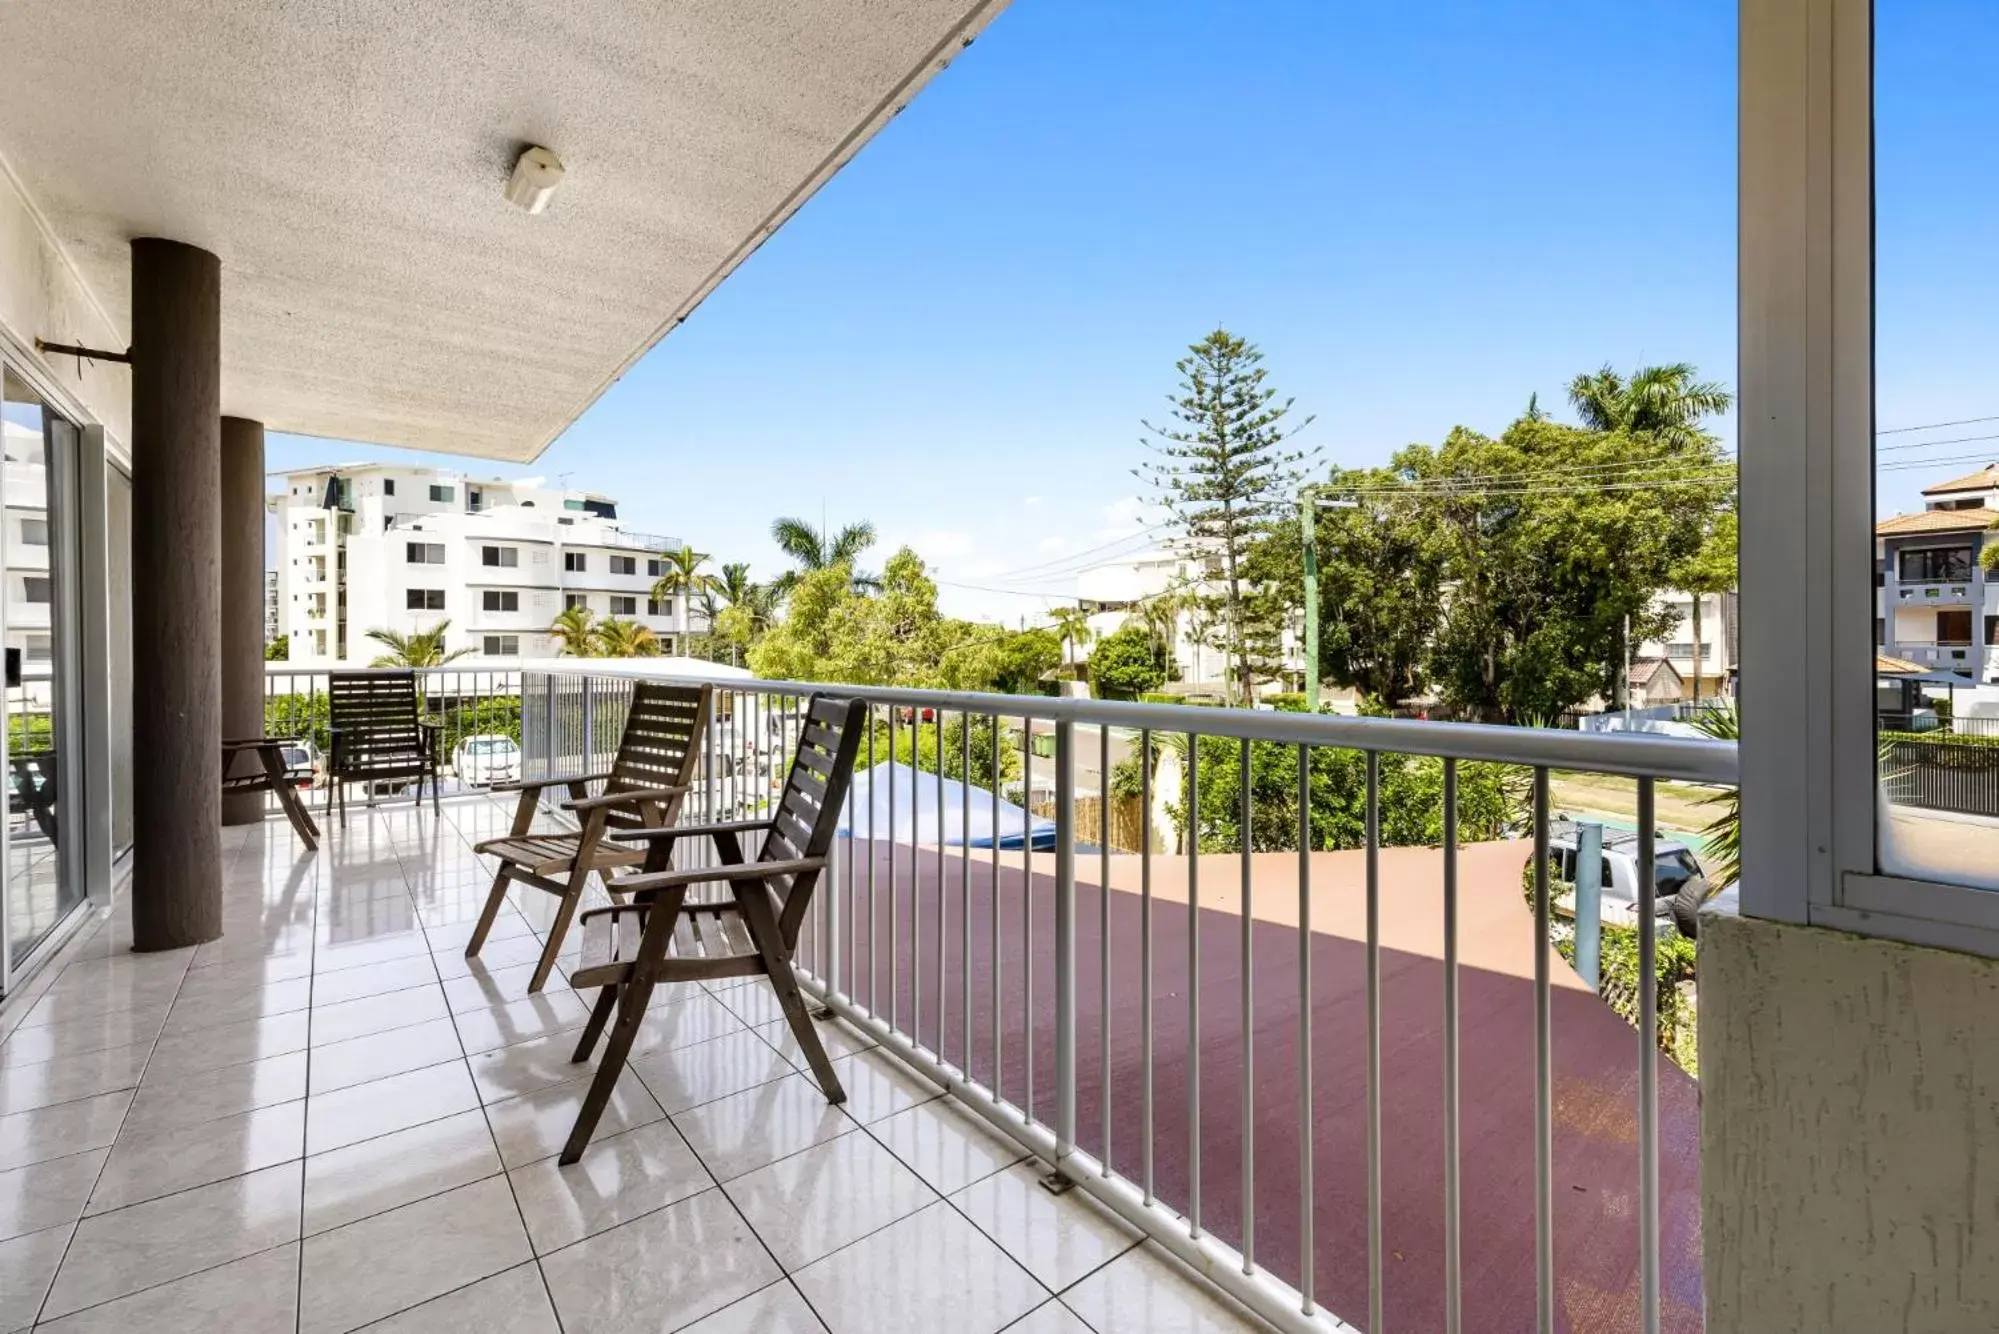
[0,798,1267,1333]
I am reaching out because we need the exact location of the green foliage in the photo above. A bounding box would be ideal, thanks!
[769,517,879,598]
[867,712,1021,787]
[1137,329,1317,705]
[593,618,659,657]
[1567,362,1734,447]
[938,626,1063,697]
[1689,705,1741,887]
[263,692,520,761]
[264,635,290,662]
[547,605,597,657]
[365,620,473,667]
[749,550,953,686]
[1110,731,1521,851]
[1088,624,1168,700]
[649,544,720,611]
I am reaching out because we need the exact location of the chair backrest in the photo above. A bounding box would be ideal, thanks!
[327,672,425,772]
[603,682,712,828]
[764,694,867,945]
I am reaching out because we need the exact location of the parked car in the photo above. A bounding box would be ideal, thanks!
[1545,819,1705,920]
[274,739,319,790]
[453,734,521,787]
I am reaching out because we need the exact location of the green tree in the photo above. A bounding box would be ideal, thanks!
[1050,606,1095,663]
[264,634,289,663]
[869,712,1021,788]
[1137,329,1316,705]
[769,517,879,599]
[365,620,473,667]
[1668,508,1738,702]
[749,548,961,687]
[938,626,1064,696]
[650,545,720,633]
[547,605,597,656]
[1088,623,1168,700]
[594,618,660,657]
[1567,362,1735,448]
[1409,410,1729,721]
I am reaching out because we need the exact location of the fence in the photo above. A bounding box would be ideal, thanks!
[522,666,1735,1334]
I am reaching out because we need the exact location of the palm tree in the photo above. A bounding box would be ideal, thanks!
[1051,605,1095,664]
[769,517,878,598]
[594,618,660,658]
[366,620,473,667]
[547,605,597,657]
[649,544,721,637]
[1566,362,1734,447]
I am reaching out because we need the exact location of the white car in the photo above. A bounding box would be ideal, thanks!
[453,734,521,787]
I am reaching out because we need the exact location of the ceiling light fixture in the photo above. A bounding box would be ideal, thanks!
[504,146,564,214]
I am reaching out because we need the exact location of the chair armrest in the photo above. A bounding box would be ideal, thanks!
[490,770,617,794]
[561,784,689,814]
[222,736,304,750]
[614,856,826,896]
[578,901,650,926]
[612,817,771,843]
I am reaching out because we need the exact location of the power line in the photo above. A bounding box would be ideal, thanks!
[976,522,1173,584]
[1879,414,1999,436]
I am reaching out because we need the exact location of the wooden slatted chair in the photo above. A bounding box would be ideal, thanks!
[466,681,712,993]
[325,671,442,824]
[558,692,865,1164]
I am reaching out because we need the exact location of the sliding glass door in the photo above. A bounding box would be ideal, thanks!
[2,366,83,985]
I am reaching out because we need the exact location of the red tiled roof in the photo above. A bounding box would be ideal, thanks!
[1875,507,1999,536]
[1922,465,1999,496]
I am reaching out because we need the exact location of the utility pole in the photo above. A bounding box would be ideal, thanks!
[1301,489,1357,714]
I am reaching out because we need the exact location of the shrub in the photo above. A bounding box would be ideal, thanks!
[1088,624,1168,700]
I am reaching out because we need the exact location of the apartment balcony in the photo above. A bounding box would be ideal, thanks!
[1891,580,1975,606]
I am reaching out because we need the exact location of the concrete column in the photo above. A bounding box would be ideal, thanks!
[130,238,223,950]
[221,416,265,825]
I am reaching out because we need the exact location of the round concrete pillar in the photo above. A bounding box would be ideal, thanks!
[130,238,223,950]
[221,416,266,826]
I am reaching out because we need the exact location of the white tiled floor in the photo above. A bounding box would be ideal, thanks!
[0,797,1270,1333]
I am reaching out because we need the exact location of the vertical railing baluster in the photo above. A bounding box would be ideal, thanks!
[1637,776,1660,1334]
[889,707,899,1032]
[1187,730,1201,1239]
[1022,716,1035,1121]
[1443,758,1462,1334]
[1099,721,1112,1177]
[911,708,922,1045]
[1053,718,1076,1166]
[867,709,878,1018]
[1141,727,1155,1205]
[1534,765,1555,1334]
[1239,734,1255,1273]
[937,708,947,1055]
[1366,749,1383,1334]
[962,713,973,1070]
[992,724,1002,1099]
[1296,741,1315,1315]
[845,726,858,1003]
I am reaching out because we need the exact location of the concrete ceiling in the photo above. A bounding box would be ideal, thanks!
[0,0,1007,461]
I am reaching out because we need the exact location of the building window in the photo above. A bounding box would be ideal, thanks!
[1898,546,1974,582]
[610,555,636,576]
[564,499,587,511]
[483,590,520,613]
[483,635,519,656]
[481,545,519,568]
[564,593,588,612]
[468,488,482,512]
[609,595,636,615]
[429,484,455,503]
[647,598,667,617]
[1664,642,1697,659]
[22,576,50,604]
[19,518,47,546]
[647,559,664,578]
[1985,615,1998,646]
[383,478,396,496]
[23,635,51,664]
[1877,617,1886,646]
[405,542,445,564]
[564,552,587,573]
[405,589,445,611]
[1937,609,1974,646]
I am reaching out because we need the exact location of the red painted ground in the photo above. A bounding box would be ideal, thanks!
[804,839,1700,1334]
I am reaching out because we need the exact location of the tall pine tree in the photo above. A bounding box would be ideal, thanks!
[1137,329,1315,704]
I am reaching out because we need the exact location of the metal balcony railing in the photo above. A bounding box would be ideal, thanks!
[515,667,1735,1334]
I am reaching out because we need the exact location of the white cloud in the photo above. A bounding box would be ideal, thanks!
[1095,495,1154,541]
[1035,535,1068,553]
[1023,495,1044,508]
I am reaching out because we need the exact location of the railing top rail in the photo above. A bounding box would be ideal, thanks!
[525,666,1738,785]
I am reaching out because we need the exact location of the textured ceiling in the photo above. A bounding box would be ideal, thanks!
[0,0,1007,461]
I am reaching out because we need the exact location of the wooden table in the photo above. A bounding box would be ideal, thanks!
[223,738,320,851]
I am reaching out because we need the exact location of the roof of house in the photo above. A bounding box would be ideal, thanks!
[1627,658,1682,687]
[1876,653,1932,676]
[1923,465,1999,496]
[1874,507,1999,536]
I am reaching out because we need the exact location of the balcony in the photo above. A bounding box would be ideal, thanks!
[1892,581,1974,605]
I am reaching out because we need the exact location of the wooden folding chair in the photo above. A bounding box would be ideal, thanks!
[466,681,712,993]
[558,693,865,1164]
[325,671,442,824]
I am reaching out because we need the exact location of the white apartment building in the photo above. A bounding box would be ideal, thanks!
[1074,544,1306,695]
[1637,588,1740,699]
[271,463,702,665]
[2,416,53,678]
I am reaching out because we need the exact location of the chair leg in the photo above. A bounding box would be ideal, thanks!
[571,984,619,1063]
[528,867,590,993]
[464,867,514,959]
[739,887,844,1104]
[561,977,652,1165]
[430,762,440,814]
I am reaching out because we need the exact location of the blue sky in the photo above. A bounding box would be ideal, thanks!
[267,1,1997,621]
